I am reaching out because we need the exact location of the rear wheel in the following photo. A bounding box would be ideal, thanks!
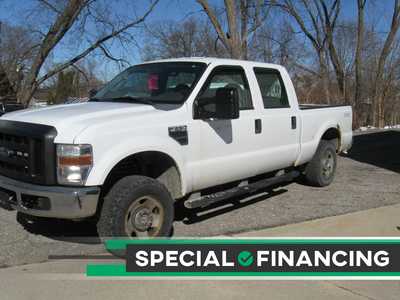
[97,175,174,240]
[304,140,337,187]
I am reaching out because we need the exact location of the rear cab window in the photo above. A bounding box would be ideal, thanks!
[253,67,289,109]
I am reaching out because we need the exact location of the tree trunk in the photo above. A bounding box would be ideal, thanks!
[224,0,242,58]
[240,0,248,59]
[377,95,385,128]
[198,0,267,60]
[354,0,366,128]
[371,0,400,127]
[17,0,86,105]
[318,52,330,104]
[320,0,346,102]
[17,0,159,106]
[0,64,16,99]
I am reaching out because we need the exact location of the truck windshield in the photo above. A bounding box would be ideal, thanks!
[91,62,207,105]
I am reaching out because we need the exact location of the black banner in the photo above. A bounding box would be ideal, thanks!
[126,243,399,273]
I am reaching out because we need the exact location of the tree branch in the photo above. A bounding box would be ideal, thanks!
[23,0,89,94]
[283,0,320,51]
[196,0,229,49]
[71,64,89,83]
[98,44,129,65]
[36,0,159,86]
[37,0,62,14]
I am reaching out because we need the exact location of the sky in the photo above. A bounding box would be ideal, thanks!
[0,0,396,81]
[0,0,205,80]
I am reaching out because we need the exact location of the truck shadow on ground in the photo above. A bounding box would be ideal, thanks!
[16,186,289,243]
[16,212,101,244]
[343,130,400,173]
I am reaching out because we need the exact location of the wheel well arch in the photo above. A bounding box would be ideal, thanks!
[320,126,341,152]
[100,151,183,200]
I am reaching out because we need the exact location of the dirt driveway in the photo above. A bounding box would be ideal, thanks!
[0,130,399,267]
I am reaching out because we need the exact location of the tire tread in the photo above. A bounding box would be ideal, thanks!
[304,140,337,187]
[97,175,174,239]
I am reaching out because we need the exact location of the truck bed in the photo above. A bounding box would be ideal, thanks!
[295,103,353,166]
[299,104,348,110]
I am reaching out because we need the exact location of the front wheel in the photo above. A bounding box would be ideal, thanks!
[304,140,337,187]
[97,175,174,239]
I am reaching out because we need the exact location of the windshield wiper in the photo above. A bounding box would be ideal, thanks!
[109,96,154,105]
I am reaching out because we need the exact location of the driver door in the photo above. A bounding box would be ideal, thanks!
[190,66,261,191]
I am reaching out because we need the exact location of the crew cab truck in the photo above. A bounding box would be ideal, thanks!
[0,58,352,239]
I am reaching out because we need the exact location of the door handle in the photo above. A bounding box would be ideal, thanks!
[255,119,262,134]
[291,116,297,129]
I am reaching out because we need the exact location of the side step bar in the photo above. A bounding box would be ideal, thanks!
[184,170,300,209]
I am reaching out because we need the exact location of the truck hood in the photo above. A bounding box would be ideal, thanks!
[1,102,169,142]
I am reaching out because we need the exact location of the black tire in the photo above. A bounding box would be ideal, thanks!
[304,139,337,187]
[97,175,174,240]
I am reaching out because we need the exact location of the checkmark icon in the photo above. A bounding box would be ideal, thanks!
[237,251,254,267]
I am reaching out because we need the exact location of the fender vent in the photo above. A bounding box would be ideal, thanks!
[168,126,188,145]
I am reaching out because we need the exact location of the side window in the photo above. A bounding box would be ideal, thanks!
[254,68,289,109]
[197,67,253,110]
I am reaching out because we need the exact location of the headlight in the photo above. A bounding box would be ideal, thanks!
[56,144,93,185]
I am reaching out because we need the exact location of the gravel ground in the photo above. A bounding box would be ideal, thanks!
[0,129,399,267]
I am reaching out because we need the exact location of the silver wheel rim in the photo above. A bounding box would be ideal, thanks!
[124,196,164,237]
[321,150,335,179]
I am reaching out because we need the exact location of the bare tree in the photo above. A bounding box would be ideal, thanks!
[353,0,367,127]
[0,64,15,100]
[0,22,14,100]
[371,0,400,127]
[280,0,332,103]
[196,0,272,59]
[249,18,308,72]
[141,17,226,60]
[16,0,159,105]
[0,21,40,98]
[17,0,88,105]
[319,0,347,102]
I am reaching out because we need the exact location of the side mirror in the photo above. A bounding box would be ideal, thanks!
[195,87,240,120]
[89,88,97,98]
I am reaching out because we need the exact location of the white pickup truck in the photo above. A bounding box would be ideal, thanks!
[0,58,352,238]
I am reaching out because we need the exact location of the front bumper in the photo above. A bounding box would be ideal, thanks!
[0,174,100,219]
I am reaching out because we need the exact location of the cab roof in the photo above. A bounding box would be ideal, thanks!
[140,57,283,70]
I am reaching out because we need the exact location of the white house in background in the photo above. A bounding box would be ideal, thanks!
[65,97,89,104]
[29,98,49,108]
[29,97,90,108]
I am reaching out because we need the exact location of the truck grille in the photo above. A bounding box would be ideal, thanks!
[0,120,57,185]
[0,133,42,181]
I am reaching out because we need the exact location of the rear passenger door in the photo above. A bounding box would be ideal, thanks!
[252,67,300,173]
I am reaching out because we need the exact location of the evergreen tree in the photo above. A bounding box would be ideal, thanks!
[0,64,15,100]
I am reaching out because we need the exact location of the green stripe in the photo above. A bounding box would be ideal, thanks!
[86,264,400,277]
[105,238,400,250]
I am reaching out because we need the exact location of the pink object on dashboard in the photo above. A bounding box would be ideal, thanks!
[148,74,159,91]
